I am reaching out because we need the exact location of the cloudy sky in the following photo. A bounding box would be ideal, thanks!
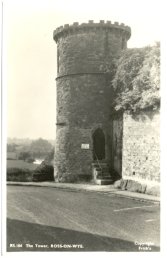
[4,0,162,139]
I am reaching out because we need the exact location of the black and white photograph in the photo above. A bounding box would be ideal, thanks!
[1,0,165,255]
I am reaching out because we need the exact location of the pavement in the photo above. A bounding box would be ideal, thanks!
[7,181,160,203]
[7,185,160,251]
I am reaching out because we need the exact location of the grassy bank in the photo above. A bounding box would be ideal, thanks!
[7,160,38,170]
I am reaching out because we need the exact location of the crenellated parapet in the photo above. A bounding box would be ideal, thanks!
[53,20,131,42]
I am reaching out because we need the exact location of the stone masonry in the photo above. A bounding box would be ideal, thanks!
[53,20,160,185]
[53,21,131,182]
[122,110,160,183]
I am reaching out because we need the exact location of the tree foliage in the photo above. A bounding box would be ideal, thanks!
[7,144,18,152]
[111,43,160,112]
[30,138,53,158]
[18,151,31,161]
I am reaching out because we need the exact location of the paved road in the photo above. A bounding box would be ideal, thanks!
[7,186,160,252]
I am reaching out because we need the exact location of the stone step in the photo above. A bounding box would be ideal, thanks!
[97,175,112,179]
[93,165,109,169]
[101,174,111,178]
[94,168,109,173]
[92,161,112,184]
[92,163,109,168]
[94,179,113,185]
[94,170,109,174]
[94,172,111,177]
[92,160,107,163]
[97,176,112,180]
[95,170,110,175]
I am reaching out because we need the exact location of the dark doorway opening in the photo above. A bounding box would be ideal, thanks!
[93,128,105,160]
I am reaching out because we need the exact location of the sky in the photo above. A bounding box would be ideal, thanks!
[4,0,162,140]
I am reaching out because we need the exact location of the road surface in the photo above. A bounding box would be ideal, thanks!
[7,185,160,252]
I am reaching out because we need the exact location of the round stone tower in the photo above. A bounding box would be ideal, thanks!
[53,20,131,182]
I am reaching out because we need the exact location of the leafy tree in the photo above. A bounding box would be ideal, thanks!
[7,144,18,152]
[105,43,160,112]
[44,148,54,164]
[30,138,53,158]
[18,151,31,161]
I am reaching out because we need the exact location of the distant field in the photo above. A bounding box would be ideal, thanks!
[7,160,38,171]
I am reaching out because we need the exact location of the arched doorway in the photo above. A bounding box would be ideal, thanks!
[92,128,105,160]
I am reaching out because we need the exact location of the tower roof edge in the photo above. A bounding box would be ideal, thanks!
[53,20,131,42]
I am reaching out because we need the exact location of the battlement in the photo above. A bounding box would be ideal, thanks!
[53,20,131,42]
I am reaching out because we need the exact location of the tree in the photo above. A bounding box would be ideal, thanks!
[18,151,31,161]
[30,138,53,158]
[105,43,160,112]
[7,143,18,152]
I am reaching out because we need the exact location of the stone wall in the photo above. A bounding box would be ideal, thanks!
[122,110,160,183]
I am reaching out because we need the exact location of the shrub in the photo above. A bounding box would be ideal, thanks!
[7,167,34,182]
[32,161,54,182]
